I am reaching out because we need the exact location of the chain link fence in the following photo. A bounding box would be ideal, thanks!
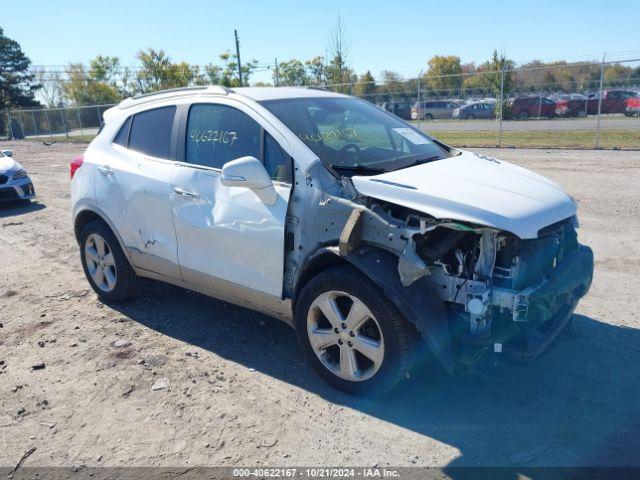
[2,59,639,149]
[2,104,114,141]
[326,57,640,149]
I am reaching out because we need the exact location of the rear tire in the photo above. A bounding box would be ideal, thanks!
[424,113,434,120]
[518,110,530,120]
[295,265,418,395]
[79,220,139,302]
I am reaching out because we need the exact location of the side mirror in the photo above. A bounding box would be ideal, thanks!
[221,156,277,205]
[1,150,13,157]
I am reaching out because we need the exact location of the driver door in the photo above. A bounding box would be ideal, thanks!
[170,101,292,314]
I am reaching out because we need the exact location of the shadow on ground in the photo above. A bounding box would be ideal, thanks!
[0,200,46,219]
[110,280,640,475]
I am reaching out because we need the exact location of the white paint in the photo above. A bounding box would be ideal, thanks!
[351,150,577,239]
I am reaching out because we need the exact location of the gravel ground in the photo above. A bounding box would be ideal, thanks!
[0,141,639,470]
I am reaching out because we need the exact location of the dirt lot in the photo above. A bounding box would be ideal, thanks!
[0,141,639,469]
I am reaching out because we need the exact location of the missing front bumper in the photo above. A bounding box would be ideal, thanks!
[457,245,594,366]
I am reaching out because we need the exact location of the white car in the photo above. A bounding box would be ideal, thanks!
[70,86,593,394]
[0,149,36,203]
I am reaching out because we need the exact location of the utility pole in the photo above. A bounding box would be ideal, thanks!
[274,58,280,87]
[234,29,243,86]
[498,67,505,148]
[417,69,424,125]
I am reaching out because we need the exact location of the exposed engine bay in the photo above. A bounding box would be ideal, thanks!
[338,198,592,362]
[284,161,593,372]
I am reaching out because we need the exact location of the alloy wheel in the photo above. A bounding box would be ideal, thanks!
[307,291,385,382]
[84,233,117,292]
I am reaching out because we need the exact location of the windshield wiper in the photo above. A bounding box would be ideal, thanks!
[330,164,385,174]
[389,154,442,171]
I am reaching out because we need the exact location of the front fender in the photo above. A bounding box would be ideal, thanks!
[342,247,455,373]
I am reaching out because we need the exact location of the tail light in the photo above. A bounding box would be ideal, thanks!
[70,154,84,179]
[555,100,568,115]
[625,98,640,108]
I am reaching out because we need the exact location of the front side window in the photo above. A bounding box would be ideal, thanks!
[128,106,176,158]
[261,97,449,175]
[185,104,261,170]
[264,133,288,182]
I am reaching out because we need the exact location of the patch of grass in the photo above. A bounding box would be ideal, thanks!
[24,134,96,144]
[426,129,640,149]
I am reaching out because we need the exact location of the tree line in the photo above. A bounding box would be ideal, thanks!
[2,24,640,112]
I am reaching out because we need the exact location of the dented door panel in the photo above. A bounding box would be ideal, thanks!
[171,164,291,299]
[95,147,180,279]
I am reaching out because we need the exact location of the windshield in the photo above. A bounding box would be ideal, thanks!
[260,97,450,175]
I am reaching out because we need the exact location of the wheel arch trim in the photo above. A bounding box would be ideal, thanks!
[73,204,135,267]
[296,246,455,372]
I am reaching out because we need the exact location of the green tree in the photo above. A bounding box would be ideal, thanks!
[63,63,121,105]
[425,55,463,94]
[305,56,326,85]
[90,55,121,86]
[0,27,40,110]
[276,58,308,86]
[353,70,376,97]
[462,51,515,116]
[217,51,257,87]
[135,48,198,93]
[603,63,634,87]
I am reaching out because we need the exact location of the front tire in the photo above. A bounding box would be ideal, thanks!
[79,220,139,302]
[295,266,418,395]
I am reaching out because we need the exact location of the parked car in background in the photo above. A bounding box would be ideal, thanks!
[553,94,588,117]
[0,149,36,203]
[587,89,638,115]
[510,96,556,119]
[380,101,412,120]
[411,100,459,120]
[624,96,640,116]
[452,102,495,119]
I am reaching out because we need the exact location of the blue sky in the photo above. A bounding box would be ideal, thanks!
[6,0,640,83]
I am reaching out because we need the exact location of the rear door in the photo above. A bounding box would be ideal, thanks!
[445,102,457,118]
[434,101,449,118]
[170,100,292,312]
[96,106,180,278]
[602,91,618,113]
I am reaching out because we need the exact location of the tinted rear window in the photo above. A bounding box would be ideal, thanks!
[128,106,176,158]
[113,117,131,147]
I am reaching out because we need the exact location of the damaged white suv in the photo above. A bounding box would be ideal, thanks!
[71,86,593,394]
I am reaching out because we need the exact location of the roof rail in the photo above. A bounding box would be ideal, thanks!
[131,85,232,100]
[117,85,233,109]
[306,86,330,91]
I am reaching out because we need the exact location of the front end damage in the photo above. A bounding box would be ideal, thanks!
[285,157,593,374]
[336,201,593,371]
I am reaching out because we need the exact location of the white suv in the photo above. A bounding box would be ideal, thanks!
[71,86,593,394]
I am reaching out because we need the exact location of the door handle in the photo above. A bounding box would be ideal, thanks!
[98,165,113,176]
[173,187,199,199]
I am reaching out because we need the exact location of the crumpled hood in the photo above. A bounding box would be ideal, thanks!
[0,157,21,174]
[351,150,576,239]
